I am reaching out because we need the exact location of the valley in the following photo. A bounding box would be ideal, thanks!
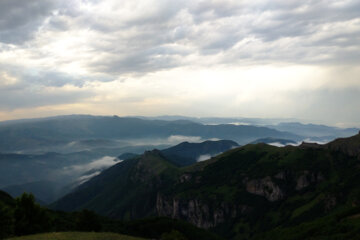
[0,115,359,240]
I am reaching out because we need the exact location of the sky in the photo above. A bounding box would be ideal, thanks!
[0,0,359,127]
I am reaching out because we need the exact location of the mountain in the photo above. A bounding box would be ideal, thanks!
[2,181,62,204]
[325,131,360,157]
[135,115,298,126]
[161,140,239,166]
[117,140,238,167]
[0,151,118,204]
[52,150,175,218]
[0,143,173,204]
[268,122,358,141]
[0,190,15,207]
[52,132,360,239]
[250,137,297,146]
[0,115,299,152]
[51,139,239,214]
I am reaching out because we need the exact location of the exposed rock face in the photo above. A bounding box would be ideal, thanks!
[158,170,327,229]
[274,171,287,180]
[156,194,250,229]
[296,171,324,191]
[328,143,360,159]
[245,176,285,201]
[179,173,192,183]
[299,142,324,149]
[131,150,167,186]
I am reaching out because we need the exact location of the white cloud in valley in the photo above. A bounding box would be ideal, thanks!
[64,156,120,174]
[197,154,212,162]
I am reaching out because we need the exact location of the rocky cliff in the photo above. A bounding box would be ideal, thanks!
[156,193,251,229]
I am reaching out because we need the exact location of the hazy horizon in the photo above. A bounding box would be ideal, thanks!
[1,0,360,127]
[1,113,359,128]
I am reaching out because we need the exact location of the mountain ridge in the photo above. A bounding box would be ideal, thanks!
[52,132,360,239]
[0,115,299,152]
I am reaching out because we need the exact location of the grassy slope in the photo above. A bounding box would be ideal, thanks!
[6,232,146,240]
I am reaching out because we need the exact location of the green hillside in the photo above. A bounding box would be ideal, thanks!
[6,232,146,240]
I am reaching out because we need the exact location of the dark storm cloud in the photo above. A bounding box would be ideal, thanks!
[47,16,70,32]
[0,86,93,111]
[0,64,87,87]
[89,44,190,74]
[0,65,95,110]
[189,1,243,23]
[0,0,56,44]
[250,1,360,42]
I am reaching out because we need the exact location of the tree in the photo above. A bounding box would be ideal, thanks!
[0,202,14,239]
[14,193,51,236]
[75,209,102,232]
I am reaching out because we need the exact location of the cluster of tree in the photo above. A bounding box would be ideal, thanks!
[0,193,101,239]
[0,192,222,240]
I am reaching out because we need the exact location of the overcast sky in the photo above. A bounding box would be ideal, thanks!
[0,0,359,126]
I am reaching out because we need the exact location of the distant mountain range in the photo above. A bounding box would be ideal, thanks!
[1,115,358,154]
[0,115,303,153]
[135,115,359,140]
[52,132,360,239]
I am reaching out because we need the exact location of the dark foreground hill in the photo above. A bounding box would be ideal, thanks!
[0,191,223,240]
[52,132,360,239]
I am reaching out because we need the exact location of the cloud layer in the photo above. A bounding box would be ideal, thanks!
[0,0,360,126]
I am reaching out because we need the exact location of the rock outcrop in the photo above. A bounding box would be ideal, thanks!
[156,193,250,229]
[244,176,285,201]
